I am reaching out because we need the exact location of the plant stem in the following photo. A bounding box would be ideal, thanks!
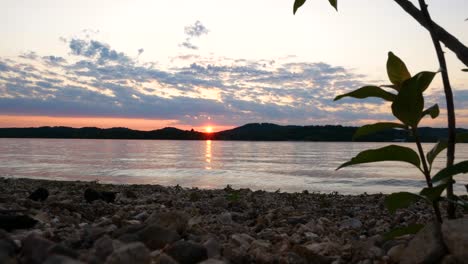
[393,0,468,67]
[412,128,432,188]
[413,127,443,223]
[418,0,457,219]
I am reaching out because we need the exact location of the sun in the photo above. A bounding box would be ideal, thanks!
[205,126,213,133]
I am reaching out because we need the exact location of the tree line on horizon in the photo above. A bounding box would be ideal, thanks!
[1,123,467,142]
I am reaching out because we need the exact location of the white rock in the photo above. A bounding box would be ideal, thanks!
[441,218,468,260]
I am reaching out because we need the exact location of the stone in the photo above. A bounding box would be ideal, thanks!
[105,242,150,264]
[133,211,148,221]
[302,242,341,256]
[287,216,308,225]
[203,238,221,258]
[231,233,254,249]
[441,254,464,264]
[93,235,115,261]
[48,244,79,259]
[0,215,38,231]
[145,211,189,235]
[223,245,250,264]
[133,224,180,250]
[304,232,320,242]
[387,244,405,263]
[28,187,49,201]
[165,240,208,264]
[199,259,228,264]
[20,234,55,264]
[0,232,18,264]
[292,245,332,264]
[400,222,446,264]
[442,218,468,260]
[340,218,362,230]
[43,255,83,264]
[218,212,232,225]
[101,191,117,203]
[84,188,102,203]
[155,253,178,264]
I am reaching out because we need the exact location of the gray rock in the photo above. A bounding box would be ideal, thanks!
[223,245,250,264]
[231,233,254,249]
[145,211,188,235]
[166,240,208,264]
[155,253,178,264]
[442,218,468,260]
[48,244,79,260]
[199,259,228,264]
[302,242,341,256]
[105,242,150,264]
[20,234,55,264]
[340,218,362,230]
[203,238,221,258]
[134,224,180,250]
[0,231,18,264]
[218,212,232,225]
[441,254,464,264]
[292,245,331,264]
[133,211,148,221]
[387,244,405,263]
[93,235,115,261]
[401,222,447,264]
[43,255,84,264]
[0,241,17,264]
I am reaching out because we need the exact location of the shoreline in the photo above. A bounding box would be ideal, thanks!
[1,177,454,263]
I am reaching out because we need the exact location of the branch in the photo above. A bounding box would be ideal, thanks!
[394,0,468,67]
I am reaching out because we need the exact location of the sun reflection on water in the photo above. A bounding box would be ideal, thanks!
[205,140,212,170]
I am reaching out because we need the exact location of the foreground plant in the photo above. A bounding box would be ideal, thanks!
[334,52,468,225]
[292,0,468,221]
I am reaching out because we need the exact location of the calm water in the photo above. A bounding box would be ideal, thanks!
[0,138,467,194]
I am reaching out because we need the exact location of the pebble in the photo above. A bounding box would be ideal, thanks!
[0,177,465,264]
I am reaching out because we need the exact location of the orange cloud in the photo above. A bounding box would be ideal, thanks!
[0,115,234,132]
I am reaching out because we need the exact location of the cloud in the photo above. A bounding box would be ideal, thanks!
[180,21,209,50]
[0,36,399,128]
[184,20,209,37]
[68,38,131,65]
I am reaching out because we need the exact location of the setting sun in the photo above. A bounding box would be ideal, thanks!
[205,126,213,133]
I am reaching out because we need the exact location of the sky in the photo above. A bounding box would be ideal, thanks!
[0,0,467,131]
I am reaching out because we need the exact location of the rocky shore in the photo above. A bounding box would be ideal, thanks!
[0,177,466,264]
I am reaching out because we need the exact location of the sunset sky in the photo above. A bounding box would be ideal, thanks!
[0,0,467,131]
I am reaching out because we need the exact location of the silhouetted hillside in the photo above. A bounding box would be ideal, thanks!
[0,123,467,142]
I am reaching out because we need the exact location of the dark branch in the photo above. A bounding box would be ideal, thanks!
[394,0,468,67]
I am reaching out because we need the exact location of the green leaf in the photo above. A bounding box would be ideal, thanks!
[385,192,424,214]
[411,71,437,92]
[328,0,337,11]
[337,145,421,170]
[391,75,425,127]
[387,52,411,87]
[427,139,447,166]
[293,0,306,14]
[383,224,424,241]
[447,198,468,210]
[353,122,406,140]
[427,133,468,166]
[432,160,468,183]
[420,184,447,202]
[421,104,440,119]
[334,86,396,102]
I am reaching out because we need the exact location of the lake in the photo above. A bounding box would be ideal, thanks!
[0,138,467,194]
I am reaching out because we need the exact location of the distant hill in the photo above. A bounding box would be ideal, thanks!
[0,123,467,142]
